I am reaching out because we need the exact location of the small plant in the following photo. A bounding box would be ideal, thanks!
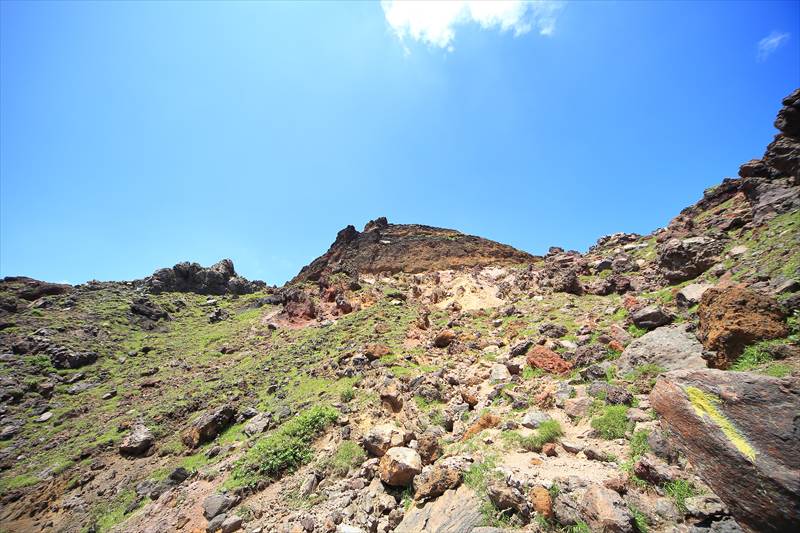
[323,441,365,477]
[630,429,650,459]
[339,386,355,403]
[568,522,591,533]
[523,366,544,380]
[731,342,774,371]
[591,405,631,439]
[506,420,564,452]
[630,505,649,533]
[763,363,791,377]
[627,324,648,338]
[463,455,499,493]
[664,479,697,513]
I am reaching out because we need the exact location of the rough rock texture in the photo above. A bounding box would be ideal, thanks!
[396,485,483,532]
[651,369,800,533]
[142,259,262,295]
[579,485,633,533]
[119,424,154,457]
[182,405,236,448]
[527,345,573,374]
[292,217,534,283]
[616,324,707,373]
[378,447,422,486]
[630,305,674,330]
[697,286,788,368]
[740,88,800,179]
[363,424,409,457]
[657,237,725,282]
[413,462,462,501]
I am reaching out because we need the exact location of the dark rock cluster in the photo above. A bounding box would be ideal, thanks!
[141,259,263,295]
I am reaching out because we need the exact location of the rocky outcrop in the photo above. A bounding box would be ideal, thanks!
[142,259,262,295]
[656,237,724,282]
[119,424,154,457]
[740,88,800,179]
[292,217,534,283]
[616,324,707,373]
[651,369,800,533]
[697,286,788,368]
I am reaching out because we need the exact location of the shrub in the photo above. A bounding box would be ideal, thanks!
[664,479,697,513]
[506,420,564,452]
[231,405,337,487]
[591,405,631,439]
[339,386,355,403]
[323,440,365,476]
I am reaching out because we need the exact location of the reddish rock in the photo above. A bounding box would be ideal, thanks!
[461,412,500,441]
[433,329,456,348]
[529,486,553,519]
[526,346,572,374]
[379,447,422,486]
[413,462,461,500]
[697,286,788,368]
[651,369,800,533]
[542,443,557,457]
[182,405,235,449]
[364,343,390,361]
[580,484,633,533]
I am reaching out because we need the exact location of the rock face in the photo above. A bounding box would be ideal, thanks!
[616,324,707,373]
[740,88,800,179]
[651,369,800,533]
[142,259,262,295]
[396,485,483,532]
[378,447,422,486]
[291,217,534,283]
[697,286,788,368]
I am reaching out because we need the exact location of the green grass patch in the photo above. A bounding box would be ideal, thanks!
[664,479,698,514]
[229,405,338,489]
[591,405,631,439]
[321,440,365,477]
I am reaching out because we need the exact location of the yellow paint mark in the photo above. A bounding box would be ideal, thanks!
[685,386,757,463]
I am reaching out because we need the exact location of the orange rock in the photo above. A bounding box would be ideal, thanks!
[461,412,500,441]
[526,346,572,374]
[530,486,553,519]
[542,443,557,457]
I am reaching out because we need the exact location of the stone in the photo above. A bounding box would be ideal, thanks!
[489,364,511,382]
[130,297,170,321]
[183,405,236,448]
[542,443,557,457]
[530,486,553,519]
[486,479,529,517]
[521,410,551,429]
[651,368,799,533]
[588,382,633,405]
[379,447,422,486]
[416,431,443,465]
[657,237,724,282]
[684,495,727,521]
[572,344,609,367]
[526,346,572,374]
[697,286,788,368]
[616,324,707,374]
[580,484,633,533]
[539,322,568,338]
[379,381,403,412]
[220,514,243,533]
[243,413,271,436]
[633,454,675,485]
[433,330,456,348]
[630,305,673,330]
[413,462,462,500]
[676,283,713,308]
[364,343,390,361]
[510,339,534,356]
[363,424,408,457]
[564,397,592,418]
[119,424,154,457]
[207,513,227,532]
[561,441,584,454]
[461,412,500,441]
[396,485,483,532]
[203,493,235,519]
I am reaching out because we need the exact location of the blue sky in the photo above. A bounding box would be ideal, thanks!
[1,1,798,285]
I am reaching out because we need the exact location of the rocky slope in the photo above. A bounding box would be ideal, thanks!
[0,90,798,533]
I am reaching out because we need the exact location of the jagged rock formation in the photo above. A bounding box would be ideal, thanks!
[141,259,263,295]
[292,217,535,283]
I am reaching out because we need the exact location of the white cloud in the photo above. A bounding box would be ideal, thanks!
[381,0,564,52]
[757,31,790,61]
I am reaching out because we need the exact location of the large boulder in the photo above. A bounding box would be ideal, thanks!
[363,424,409,457]
[697,286,788,368]
[650,369,799,533]
[182,405,236,448]
[413,461,462,501]
[657,237,724,282]
[616,324,707,373]
[395,485,483,532]
[579,485,633,533]
[379,447,422,486]
[630,305,673,330]
[119,424,154,457]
